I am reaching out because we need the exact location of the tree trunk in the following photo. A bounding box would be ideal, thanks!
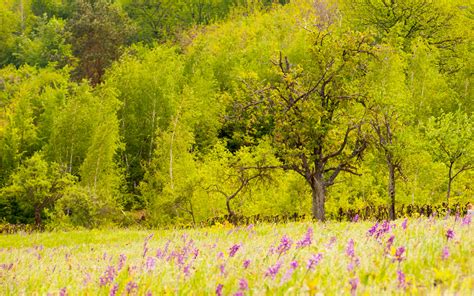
[34,206,42,227]
[311,178,326,221]
[388,162,396,220]
[447,162,453,206]
[226,198,236,222]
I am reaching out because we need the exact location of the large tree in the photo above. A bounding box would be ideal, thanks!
[257,28,375,221]
[68,0,134,85]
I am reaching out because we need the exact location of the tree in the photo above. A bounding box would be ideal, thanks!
[257,28,374,221]
[14,15,74,68]
[426,111,473,205]
[366,45,411,220]
[1,153,75,226]
[68,0,135,85]
[203,140,277,223]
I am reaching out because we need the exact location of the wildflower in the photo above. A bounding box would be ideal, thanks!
[99,266,117,286]
[117,254,126,271]
[346,239,355,258]
[462,215,471,226]
[219,264,226,276]
[367,223,379,237]
[326,236,337,249]
[401,219,408,230]
[397,269,407,289]
[229,244,241,257]
[445,229,455,241]
[239,278,248,290]
[277,235,293,255]
[216,284,223,296]
[59,288,67,296]
[307,253,323,270]
[265,261,282,280]
[385,235,395,253]
[192,248,199,259]
[183,264,191,276]
[109,284,119,296]
[243,259,251,269]
[145,291,152,296]
[441,246,450,260]
[296,227,313,248]
[146,257,156,271]
[349,277,359,296]
[234,292,244,296]
[290,260,299,269]
[126,281,138,294]
[394,246,406,263]
[352,214,359,222]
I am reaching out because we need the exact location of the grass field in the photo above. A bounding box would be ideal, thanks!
[0,217,472,295]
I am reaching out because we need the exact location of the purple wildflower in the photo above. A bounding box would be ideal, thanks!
[445,229,455,241]
[397,269,407,289]
[183,264,191,276]
[385,235,395,253]
[277,235,293,255]
[243,259,251,269]
[401,219,408,230]
[326,236,337,249]
[126,281,138,294]
[239,278,248,290]
[296,227,313,248]
[216,284,223,296]
[394,246,405,262]
[347,261,355,272]
[59,288,67,296]
[307,253,323,270]
[99,266,117,286]
[229,244,241,257]
[219,264,226,276]
[118,254,126,271]
[290,260,299,269]
[441,246,450,260]
[265,261,282,280]
[346,239,355,258]
[109,284,119,296]
[349,277,359,296]
[367,223,379,237]
[146,257,156,271]
[192,248,199,259]
[145,291,152,296]
[352,214,359,222]
[462,215,471,226]
[233,292,244,296]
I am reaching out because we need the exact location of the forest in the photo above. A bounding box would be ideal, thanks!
[0,0,472,229]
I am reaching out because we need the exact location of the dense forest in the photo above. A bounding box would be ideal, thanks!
[0,0,472,228]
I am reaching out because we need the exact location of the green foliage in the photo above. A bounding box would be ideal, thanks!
[0,0,472,226]
[0,152,76,226]
[425,111,474,203]
[68,0,135,84]
[14,15,74,68]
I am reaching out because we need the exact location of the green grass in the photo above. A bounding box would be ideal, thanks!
[0,217,472,295]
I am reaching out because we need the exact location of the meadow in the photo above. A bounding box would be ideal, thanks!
[0,216,472,295]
